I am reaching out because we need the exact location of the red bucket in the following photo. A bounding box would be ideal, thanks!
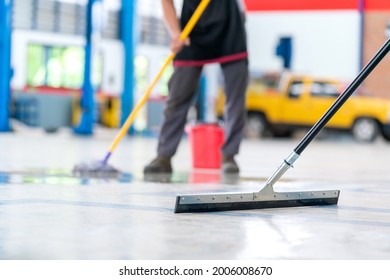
[186,123,224,169]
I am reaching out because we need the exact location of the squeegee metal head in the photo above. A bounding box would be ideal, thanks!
[174,154,340,213]
[174,188,340,213]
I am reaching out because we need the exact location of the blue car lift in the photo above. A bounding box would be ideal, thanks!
[74,0,99,135]
[121,0,136,134]
[75,0,136,135]
[0,0,12,132]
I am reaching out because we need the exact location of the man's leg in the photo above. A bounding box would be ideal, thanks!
[220,59,249,172]
[144,66,203,173]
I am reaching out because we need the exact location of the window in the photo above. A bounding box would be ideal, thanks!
[157,57,173,96]
[133,55,150,131]
[251,72,281,89]
[288,81,304,99]
[134,55,149,93]
[310,82,339,98]
[26,44,102,89]
[27,45,46,87]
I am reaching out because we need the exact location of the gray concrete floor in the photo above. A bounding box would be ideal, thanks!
[1,123,390,259]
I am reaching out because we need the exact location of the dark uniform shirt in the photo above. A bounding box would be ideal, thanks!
[174,0,248,66]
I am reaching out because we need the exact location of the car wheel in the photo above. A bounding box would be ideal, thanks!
[352,118,378,142]
[381,128,390,142]
[272,127,293,138]
[245,113,268,138]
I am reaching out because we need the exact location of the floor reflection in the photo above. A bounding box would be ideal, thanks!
[0,169,133,185]
[0,169,269,186]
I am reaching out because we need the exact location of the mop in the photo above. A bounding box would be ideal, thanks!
[73,0,212,177]
[174,38,390,213]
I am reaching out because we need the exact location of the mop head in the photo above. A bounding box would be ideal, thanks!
[72,160,119,178]
[174,190,340,213]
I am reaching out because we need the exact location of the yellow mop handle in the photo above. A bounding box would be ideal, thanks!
[106,0,211,156]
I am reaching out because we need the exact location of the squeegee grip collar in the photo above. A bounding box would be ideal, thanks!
[294,38,390,155]
[266,151,300,187]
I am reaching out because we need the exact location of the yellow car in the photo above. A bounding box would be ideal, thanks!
[216,72,390,142]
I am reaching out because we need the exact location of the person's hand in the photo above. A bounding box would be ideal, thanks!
[170,33,190,54]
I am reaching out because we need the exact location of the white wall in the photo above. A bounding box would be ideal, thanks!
[246,11,361,80]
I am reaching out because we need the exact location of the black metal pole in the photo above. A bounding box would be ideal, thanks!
[295,38,390,155]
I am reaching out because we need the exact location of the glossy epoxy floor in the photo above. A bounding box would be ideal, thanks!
[1,124,390,259]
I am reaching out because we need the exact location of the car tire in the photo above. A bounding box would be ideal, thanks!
[382,134,390,142]
[381,128,390,142]
[271,127,293,138]
[352,118,379,142]
[245,113,268,138]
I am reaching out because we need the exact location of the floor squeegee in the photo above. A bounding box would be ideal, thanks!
[174,38,390,213]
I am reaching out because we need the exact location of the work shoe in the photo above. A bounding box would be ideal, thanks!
[143,156,172,174]
[222,155,239,174]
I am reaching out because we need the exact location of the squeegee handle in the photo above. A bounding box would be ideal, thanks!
[295,38,390,155]
[103,0,212,162]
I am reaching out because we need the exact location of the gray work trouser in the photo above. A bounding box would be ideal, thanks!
[157,59,249,158]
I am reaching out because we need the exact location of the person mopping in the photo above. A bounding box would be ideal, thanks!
[144,0,249,174]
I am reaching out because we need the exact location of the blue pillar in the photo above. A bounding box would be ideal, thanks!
[275,36,293,70]
[74,0,98,135]
[121,0,136,134]
[0,0,12,132]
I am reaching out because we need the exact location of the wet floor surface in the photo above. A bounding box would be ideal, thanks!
[1,125,390,259]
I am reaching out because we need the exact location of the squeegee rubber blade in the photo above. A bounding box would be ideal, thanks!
[174,191,340,213]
